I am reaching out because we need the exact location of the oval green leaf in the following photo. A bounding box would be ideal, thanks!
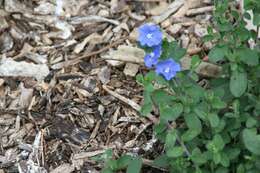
[230,71,247,97]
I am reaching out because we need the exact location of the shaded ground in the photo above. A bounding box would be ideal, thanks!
[0,0,216,172]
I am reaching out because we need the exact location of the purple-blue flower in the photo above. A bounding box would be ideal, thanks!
[155,59,181,80]
[144,45,162,68]
[138,24,163,47]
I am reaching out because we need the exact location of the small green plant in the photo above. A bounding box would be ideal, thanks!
[99,149,142,173]
[102,0,260,172]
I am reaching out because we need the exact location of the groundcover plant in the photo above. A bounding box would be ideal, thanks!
[101,0,260,172]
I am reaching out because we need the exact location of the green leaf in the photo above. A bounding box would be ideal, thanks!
[237,164,245,173]
[101,168,114,173]
[213,134,225,151]
[145,71,157,82]
[213,152,221,164]
[144,83,154,93]
[184,113,202,130]
[208,45,228,62]
[246,117,257,128]
[153,155,169,168]
[154,122,167,135]
[165,130,177,148]
[116,155,133,170]
[185,85,204,103]
[140,82,155,116]
[140,103,152,116]
[182,129,200,142]
[161,40,186,61]
[166,146,184,158]
[160,103,183,121]
[215,167,229,173]
[152,90,174,106]
[126,157,142,173]
[140,91,153,116]
[253,13,260,26]
[183,113,202,141]
[225,148,240,160]
[208,134,225,152]
[230,70,247,97]
[218,20,233,32]
[195,168,203,173]
[136,74,144,85]
[242,129,260,155]
[212,97,226,109]
[208,113,220,128]
[106,160,119,171]
[214,118,226,133]
[231,10,239,20]
[220,152,230,167]
[191,148,207,165]
[237,48,259,66]
[191,55,201,69]
[203,34,214,42]
[236,27,251,42]
[194,105,208,120]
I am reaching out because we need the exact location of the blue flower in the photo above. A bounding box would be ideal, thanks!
[155,59,181,80]
[138,23,163,47]
[144,45,162,68]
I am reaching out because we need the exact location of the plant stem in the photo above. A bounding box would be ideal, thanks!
[257,26,259,43]
[167,124,190,154]
[175,131,192,157]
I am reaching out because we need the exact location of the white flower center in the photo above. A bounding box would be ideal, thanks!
[150,52,155,57]
[146,33,153,39]
[164,67,170,73]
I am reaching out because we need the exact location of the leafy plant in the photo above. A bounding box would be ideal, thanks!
[102,0,260,172]
[97,150,142,173]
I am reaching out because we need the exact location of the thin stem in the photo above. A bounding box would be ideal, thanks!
[176,131,192,157]
[166,122,193,162]
[257,26,259,43]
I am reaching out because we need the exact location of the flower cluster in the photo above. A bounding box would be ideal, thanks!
[138,24,181,80]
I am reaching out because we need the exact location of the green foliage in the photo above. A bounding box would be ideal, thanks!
[244,0,260,26]
[243,129,260,155]
[101,153,142,173]
[230,70,247,97]
[103,0,260,172]
[208,45,228,62]
[160,40,186,62]
[126,157,142,173]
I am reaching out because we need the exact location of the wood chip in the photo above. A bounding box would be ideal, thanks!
[152,0,184,24]
[181,56,222,77]
[186,6,214,16]
[146,1,168,16]
[0,78,4,87]
[0,57,49,81]
[50,164,74,173]
[74,33,103,54]
[102,45,145,65]
[70,15,120,25]
[123,63,140,77]
[19,83,34,109]
[73,150,106,160]
[167,24,182,35]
